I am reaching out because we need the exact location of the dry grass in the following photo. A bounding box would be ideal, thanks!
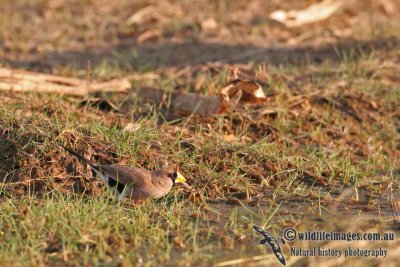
[0,0,399,266]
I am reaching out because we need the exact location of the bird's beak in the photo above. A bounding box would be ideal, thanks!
[175,172,187,184]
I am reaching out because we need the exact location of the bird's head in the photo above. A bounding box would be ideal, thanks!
[165,166,187,185]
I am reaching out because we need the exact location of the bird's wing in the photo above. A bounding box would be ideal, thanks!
[61,145,156,198]
[101,165,152,186]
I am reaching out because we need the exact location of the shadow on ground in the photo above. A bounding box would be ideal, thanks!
[0,130,20,183]
[3,37,398,72]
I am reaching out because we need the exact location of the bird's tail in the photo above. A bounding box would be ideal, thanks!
[60,145,100,172]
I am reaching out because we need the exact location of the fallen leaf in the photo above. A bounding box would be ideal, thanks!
[126,6,157,25]
[132,79,265,116]
[220,79,266,105]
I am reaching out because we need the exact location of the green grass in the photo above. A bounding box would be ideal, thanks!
[1,0,400,265]
[0,190,283,266]
[0,70,398,264]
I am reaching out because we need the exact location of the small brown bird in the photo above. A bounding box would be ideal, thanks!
[61,145,187,201]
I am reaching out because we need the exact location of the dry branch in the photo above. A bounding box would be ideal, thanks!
[0,68,131,95]
[269,0,347,27]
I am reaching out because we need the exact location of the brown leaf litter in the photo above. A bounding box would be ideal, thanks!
[131,79,266,115]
